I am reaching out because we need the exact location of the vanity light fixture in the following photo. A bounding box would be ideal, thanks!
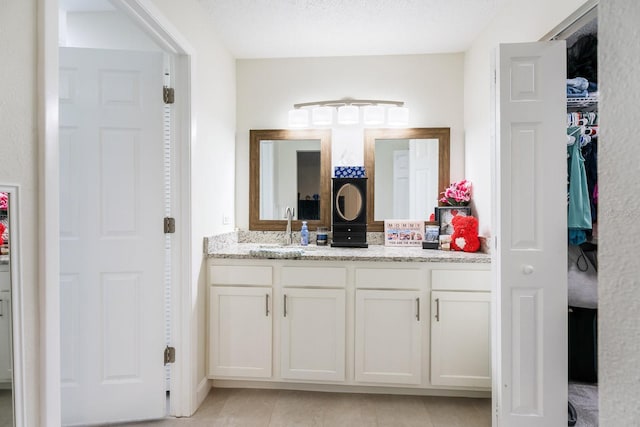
[337,105,359,125]
[288,108,309,128]
[363,105,385,125]
[288,98,409,128]
[311,106,333,126]
[387,106,410,126]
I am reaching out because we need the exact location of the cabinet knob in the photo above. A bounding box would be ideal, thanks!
[522,265,534,275]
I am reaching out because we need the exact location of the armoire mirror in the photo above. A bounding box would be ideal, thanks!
[335,183,363,221]
[364,128,450,232]
[250,129,332,230]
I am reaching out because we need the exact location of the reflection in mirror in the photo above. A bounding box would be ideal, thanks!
[0,189,15,426]
[336,183,363,221]
[250,129,332,230]
[364,128,450,232]
[259,139,321,220]
[373,138,439,220]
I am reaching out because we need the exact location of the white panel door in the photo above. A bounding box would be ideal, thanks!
[355,289,421,385]
[494,42,567,426]
[209,286,273,378]
[430,291,491,388]
[281,288,345,381]
[392,150,410,218]
[59,47,165,425]
[409,138,438,219]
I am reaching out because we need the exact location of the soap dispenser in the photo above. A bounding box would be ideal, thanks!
[300,221,309,246]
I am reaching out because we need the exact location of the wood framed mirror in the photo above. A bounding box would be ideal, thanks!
[249,129,332,230]
[364,128,450,232]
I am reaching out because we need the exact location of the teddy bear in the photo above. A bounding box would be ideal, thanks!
[450,215,480,252]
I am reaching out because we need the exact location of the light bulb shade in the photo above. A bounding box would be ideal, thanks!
[337,105,359,125]
[288,109,309,128]
[387,106,409,126]
[311,106,333,126]
[363,105,385,125]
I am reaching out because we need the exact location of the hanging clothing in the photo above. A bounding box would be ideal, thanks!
[567,126,592,245]
[582,136,598,223]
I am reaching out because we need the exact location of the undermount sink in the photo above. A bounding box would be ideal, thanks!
[249,245,304,259]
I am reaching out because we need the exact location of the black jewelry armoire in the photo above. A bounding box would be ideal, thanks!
[331,178,368,248]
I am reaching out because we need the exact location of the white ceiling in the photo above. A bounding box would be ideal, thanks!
[197,0,510,58]
[58,0,512,58]
[59,0,114,12]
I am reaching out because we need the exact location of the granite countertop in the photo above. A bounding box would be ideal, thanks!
[207,242,491,263]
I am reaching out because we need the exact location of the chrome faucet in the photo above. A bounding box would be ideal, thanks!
[284,207,294,245]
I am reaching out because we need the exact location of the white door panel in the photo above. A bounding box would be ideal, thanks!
[209,286,273,378]
[494,42,567,426]
[430,291,491,388]
[355,289,421,385]
[60,47,165,425]
[281,288,346,381]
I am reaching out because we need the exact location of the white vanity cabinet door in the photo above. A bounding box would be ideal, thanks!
[430,290,491,388]
[355,289,422,385]
[280,288,346,381]
[209,286,272,378]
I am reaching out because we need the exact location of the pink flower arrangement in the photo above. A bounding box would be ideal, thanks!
[0,193,7,210]
[440,180,472,206]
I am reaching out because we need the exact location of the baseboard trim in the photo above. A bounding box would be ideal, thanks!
[196,377,212,410]
[211,379,490,398]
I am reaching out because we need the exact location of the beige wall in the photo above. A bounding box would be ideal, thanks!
[599,1,640,424]
[236,54,465,230]
[0,0,40,422]
[463,0,590,235]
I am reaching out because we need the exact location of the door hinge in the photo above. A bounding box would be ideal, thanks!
[164,217,175,234]
[163,86,175,104]
[164,346,176,365]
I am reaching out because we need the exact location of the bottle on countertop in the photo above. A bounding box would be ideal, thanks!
[300,221,309,246]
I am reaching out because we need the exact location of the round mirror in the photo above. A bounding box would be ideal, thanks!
[336,183,363,221]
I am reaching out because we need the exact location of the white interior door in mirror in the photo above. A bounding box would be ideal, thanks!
[375,138,438,220]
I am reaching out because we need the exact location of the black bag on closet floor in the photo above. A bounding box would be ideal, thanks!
[568,306,598,383]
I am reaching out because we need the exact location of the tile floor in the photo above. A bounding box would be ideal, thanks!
[0,389,13,427]
[119,388,491,427]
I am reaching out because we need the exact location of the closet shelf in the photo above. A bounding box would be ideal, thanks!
[567,95,598,108]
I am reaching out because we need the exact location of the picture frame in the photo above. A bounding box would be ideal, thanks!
[422,221,440,249]
[435,206,471,235]
[384,220,425,246]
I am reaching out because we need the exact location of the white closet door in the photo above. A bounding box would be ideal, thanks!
[494,41,567,426]
[59,47,165,425]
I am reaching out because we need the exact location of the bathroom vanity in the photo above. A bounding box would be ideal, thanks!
[206,242,491,396]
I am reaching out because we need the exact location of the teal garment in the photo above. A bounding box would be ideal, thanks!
[569,229,587,245]
[567,128,592,230]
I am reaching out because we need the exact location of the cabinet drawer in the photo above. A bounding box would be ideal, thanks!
[333,224,367,233]
[209,265,273,286]
[281,266,346,287]
[431,269,491,291]
[355,268,423,289]
[332,232,367,243]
